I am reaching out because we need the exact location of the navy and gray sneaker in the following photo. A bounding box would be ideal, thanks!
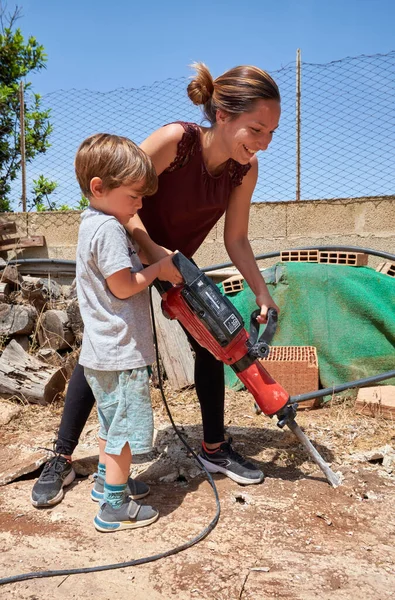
[91,474,150,502]
[31,453,76,507]
[198,438,264,485]
[94,499,159,533]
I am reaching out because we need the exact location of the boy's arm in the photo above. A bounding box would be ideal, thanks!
[125,213,171,264]
[106,254,179,300]
[92,218,182,298]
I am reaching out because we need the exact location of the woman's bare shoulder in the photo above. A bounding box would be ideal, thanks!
[143,123,187,147]
[140,123,192,175]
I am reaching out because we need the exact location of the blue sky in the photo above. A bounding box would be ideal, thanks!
[3,0,395,208]
[5,0,395,93]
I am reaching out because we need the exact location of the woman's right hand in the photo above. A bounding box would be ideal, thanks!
[158,252,183,284]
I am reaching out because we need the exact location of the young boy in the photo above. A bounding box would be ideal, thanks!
[75,133,181,532]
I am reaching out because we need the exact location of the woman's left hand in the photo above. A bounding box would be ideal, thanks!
[255,293,280,324]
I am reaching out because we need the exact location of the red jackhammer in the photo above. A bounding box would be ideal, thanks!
[159,253,341,488]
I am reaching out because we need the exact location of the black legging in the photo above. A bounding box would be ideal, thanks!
[55,331,225,456]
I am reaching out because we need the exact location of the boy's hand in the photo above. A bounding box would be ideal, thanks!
[138,245,171,266]
[158,252,183,285]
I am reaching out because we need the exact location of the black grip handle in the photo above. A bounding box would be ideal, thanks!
[261,307,279,345]
[171,252,200,284]
[248,308,278,359]
[248,309,261,347]
[249,307,278,346]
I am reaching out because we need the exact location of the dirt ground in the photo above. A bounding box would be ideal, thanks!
[1,385,395,600]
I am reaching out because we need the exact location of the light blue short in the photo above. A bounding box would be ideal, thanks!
[84,367,153,456]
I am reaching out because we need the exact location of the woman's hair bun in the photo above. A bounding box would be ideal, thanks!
[187,62,215,105]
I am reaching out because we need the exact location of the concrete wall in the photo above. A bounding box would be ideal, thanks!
[194,196,395,269]
[1,196,394,269]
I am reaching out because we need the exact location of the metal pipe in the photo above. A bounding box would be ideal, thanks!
[7,258,77,275]
[7,245,395,271]
[8,258,76,265]
[288,369,395,404]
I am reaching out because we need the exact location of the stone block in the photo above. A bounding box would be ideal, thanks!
[376,262,395,277]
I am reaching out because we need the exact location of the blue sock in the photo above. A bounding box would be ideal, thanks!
[104,482,127,509]
[97,462,106,478]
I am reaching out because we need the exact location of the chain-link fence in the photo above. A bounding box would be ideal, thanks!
[5,50,395,210]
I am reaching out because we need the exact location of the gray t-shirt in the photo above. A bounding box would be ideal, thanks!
[76,207,155,370]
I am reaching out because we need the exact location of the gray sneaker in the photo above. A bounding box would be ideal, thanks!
[198,437,264,485]
[94,499,159,532]
[31,453,76,507]
[91,474,150,502]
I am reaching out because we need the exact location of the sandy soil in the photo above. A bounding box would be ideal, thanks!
[1,386,395,600]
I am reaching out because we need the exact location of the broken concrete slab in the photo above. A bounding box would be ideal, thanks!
[0,441,50,486]
[71,455,99,477]
[350,444,395,469]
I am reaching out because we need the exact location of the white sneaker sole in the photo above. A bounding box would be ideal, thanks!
[198,456,264,486]
[31,468,76,507]
[93,511,159,533]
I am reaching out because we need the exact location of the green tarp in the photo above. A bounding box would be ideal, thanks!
[217,262,395,392]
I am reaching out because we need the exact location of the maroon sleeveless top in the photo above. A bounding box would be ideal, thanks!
[139,122,251,259]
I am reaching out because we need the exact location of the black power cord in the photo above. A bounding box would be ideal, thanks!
[0,288,221,587]
[2,244,394,585]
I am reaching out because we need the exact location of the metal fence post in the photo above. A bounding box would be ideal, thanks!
[296,48,301,201]
[19,81,27,212]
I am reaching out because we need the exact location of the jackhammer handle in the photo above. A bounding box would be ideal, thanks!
[171,252,199,285]
[249,307,278,347]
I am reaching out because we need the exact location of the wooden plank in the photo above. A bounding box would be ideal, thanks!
[0,339,66,405]
[355,386,395,419]
[0,222,17,235]
[204,268,241,284]
[0,235,45,251]
[151,287,194,390]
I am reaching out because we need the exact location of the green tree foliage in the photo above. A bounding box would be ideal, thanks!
[30,175,89,212]
[30,174,57,211]
[0,4,52,211]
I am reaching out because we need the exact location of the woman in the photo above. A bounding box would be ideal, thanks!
[31,62,281,508]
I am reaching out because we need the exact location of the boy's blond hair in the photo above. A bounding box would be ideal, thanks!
[75,133,158,198]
